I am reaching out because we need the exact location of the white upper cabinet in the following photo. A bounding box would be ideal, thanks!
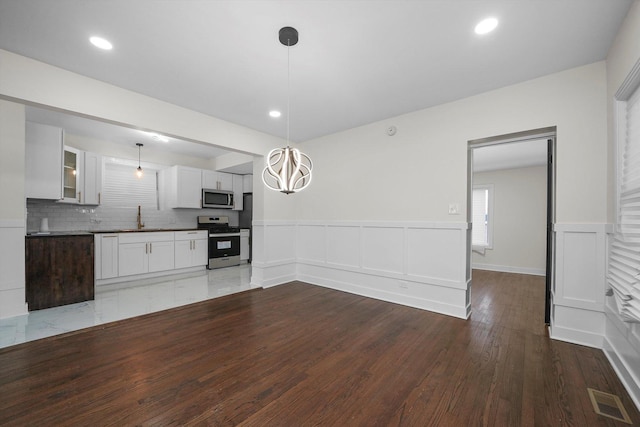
[161,165,202,209]
[218,172,233,191]
[202,170,217,190]
[25,122,63,200]
[157,165,248,210]
[60,146,82,204]
[203,170,233,191]
[232,174,243,211]
[82,151,102,205]
[59,147,103,205]
[243,174,253,193]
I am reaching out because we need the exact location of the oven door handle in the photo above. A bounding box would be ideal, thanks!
[209,233,241,237]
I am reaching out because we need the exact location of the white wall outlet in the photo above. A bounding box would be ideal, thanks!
[448,204,460,215]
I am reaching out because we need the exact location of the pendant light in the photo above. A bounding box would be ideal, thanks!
[136,143,144,178]
[262,26,313,194]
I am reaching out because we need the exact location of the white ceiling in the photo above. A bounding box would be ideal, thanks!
[25,106,231,159]
[473,139,548,173]
[0,0,633,168]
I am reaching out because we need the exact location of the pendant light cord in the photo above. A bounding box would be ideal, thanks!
[287,38,291,147]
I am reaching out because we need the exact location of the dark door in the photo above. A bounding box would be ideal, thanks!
[545,138,554,324]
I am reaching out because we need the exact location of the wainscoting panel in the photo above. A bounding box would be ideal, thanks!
[265,224,297,264]
[0,220,27,319]
[295,221,470,319]
[550,223,609,348]
[406,227,463,283]
[361,225,404,275]
[250,222,296,289]
[296,225,325,263]
[558,229,603,307]
[326,225,360,268]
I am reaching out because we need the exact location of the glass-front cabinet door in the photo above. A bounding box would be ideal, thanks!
[62,146,81,203]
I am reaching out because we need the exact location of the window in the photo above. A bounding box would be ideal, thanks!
[102,161,158,209]
[472,184,493,248]
[608,81,640,323]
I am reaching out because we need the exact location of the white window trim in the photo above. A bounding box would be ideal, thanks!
[472,183,494,250]
[608,57,640,323]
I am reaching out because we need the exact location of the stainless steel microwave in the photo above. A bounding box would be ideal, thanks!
[202,188,234,209]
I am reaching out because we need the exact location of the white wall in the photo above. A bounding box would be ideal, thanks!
[0,50,283,157]
[256,62,606,322]
[0,100,27,318]
[294,62,607,224]
[604,0,640,410]
[472,166,547,276]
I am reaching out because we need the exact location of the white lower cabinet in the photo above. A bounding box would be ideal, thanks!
[117,232,175,277]
[118,242,148,277]
[95,234,119,279]
[147,240,176,273]
[174,230,208,269]
[240,229,250,262]
[96,230,208,284]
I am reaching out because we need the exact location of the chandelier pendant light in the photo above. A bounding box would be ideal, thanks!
[136,143,144,178]
[263,26,313,194]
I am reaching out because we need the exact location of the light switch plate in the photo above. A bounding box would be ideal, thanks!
[448,204,460,215]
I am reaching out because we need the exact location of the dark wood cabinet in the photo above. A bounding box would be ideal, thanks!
[25,234,94,310]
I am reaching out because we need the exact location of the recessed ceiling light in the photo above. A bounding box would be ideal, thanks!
[475,17,498,35]
[269,110,282,118]
[140,131,169,142]
[89,36,113,50]
[149,133,169,142]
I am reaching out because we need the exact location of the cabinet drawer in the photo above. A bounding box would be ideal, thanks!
[118,231,175,244]
[175,230,208,241]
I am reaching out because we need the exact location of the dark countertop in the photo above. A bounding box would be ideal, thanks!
[93,228,201,233]
[26,228,202,237]
[26,231,94,238]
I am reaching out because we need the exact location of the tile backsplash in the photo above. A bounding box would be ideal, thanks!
[26,199,239,233]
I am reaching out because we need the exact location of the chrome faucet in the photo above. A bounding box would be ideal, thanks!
[137,205,145,230]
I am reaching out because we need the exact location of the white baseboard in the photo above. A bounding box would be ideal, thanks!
[603,307,640,412]
[549,324,604,349]
[260,273,297,288]
[472,263,545,276]
[604,337,640,412]
[297,267,470,320]
[95,266,205,287]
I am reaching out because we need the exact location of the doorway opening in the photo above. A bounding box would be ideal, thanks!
[468,127,556,324]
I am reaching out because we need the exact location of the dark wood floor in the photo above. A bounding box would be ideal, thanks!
[1,270,638,426]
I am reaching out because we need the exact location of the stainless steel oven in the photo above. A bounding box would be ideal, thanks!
[197,216,241,269]
[208,232,240,269]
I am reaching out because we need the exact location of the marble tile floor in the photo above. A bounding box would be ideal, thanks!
[0,264,252,350]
